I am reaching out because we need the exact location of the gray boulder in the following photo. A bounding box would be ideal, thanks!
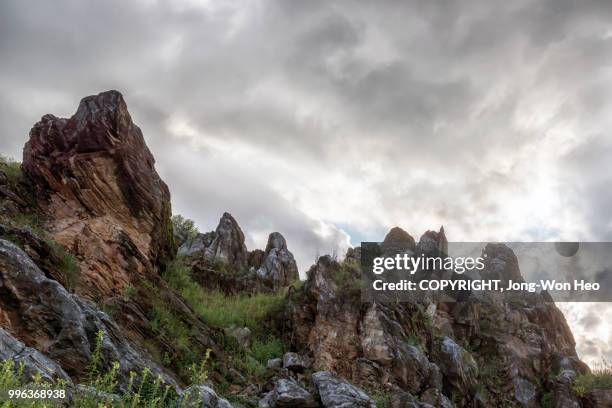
[551,369,581,408]
[267,358,283,370]
[255,232,299,288]
[224,326,251,348]
[270,379,317,407]
[258,391,274,408]
[0,327,72,384]
[312,371,376,408]
[282,352,307,373]
[177,384,234,408]
[179,232,215,257]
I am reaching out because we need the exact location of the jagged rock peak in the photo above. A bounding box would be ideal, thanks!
[381,226,416,254]
[255,231,299,288]
[204,212,248,270]
[21,90,174,297]
[417,225,448,257]
[265,231,287,252]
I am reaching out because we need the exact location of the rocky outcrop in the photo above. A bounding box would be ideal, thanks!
[0,239,179,390]
[179,231,215,257]
[0,327,72,384]
[255,232,299,288]
[381,227,416,255]
[284,228,585,407]
[204,212,248,270]
[312,371,376,408]
[189,226,298,293]
[22,90,174,299]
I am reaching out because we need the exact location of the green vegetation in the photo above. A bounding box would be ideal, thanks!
[250,337,283,365]
[10,213,46,238]
[123,284,137,300]
[0,328,213,407]
[572,363,612,397]
[161,254,287,396]
[0,155,22,186]
[171,215,199,245]
[1,359,69,408]
[46,239,80,291]
[147,296,201,378]
[541,391,553,408]
[163,256,285,330]
[330,259,362,295]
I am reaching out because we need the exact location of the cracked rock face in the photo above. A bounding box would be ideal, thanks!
[22,90,174,299]
[0,239,178,390]
[431,336,478,395]
[285,230,584,407]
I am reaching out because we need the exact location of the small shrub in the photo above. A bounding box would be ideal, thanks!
[251,337,283,364]
[188,349,212,384]
[123,284,137,299]
[331,259,362,290]
[0,155,22,185]
[171,215,199,245]
[370,391,391,408]
[541,391,553,408]
[572,363,612,397]
[11,213,46,238]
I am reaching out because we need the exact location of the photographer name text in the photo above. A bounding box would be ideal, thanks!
[372,279,600,293]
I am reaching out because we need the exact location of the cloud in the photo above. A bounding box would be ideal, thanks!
[2,0,612,364]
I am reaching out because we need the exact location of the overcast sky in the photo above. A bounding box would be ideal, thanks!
[1,0,611,366]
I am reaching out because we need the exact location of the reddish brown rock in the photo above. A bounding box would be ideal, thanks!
[22,90,174,299]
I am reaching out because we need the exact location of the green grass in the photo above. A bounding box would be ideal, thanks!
[148,299,200,377]
[45,239,80,291]
[541,391,553,408]
[163,257,285,330]
[572,363,612,397]
[10,213,46,238]
[123,284,137,300]
[250,337,283,365]
[0,329,209,407]
[0,155,22,186]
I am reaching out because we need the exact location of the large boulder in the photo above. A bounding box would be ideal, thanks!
[255,232,299,288]
[22,90,174,299]
[312,371,376,408]
[177,384,234,408]
[204,213,248,270]
[270,379,317,407]
[0,239,179,390]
